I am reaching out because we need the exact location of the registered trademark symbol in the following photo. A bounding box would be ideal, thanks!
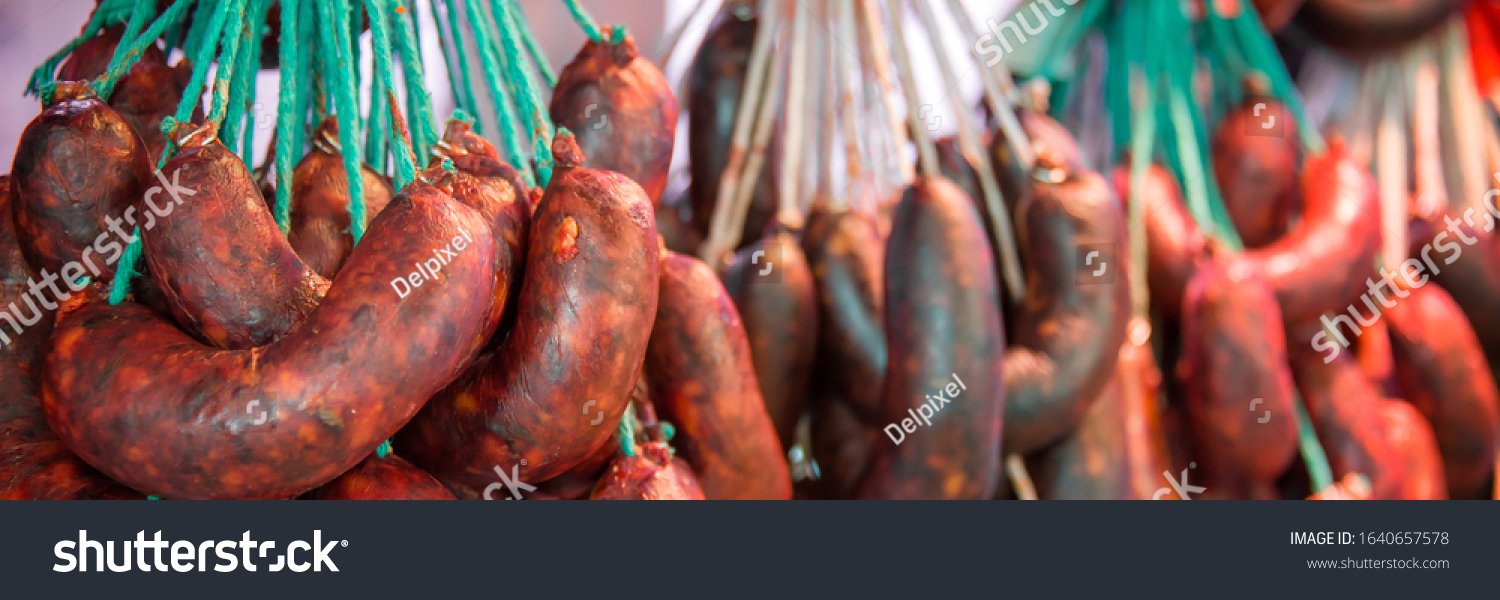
[341,540,348,547]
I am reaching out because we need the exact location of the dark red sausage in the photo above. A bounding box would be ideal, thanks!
[1241,140,1380,327]
[1374,398,1448,500]
[1179,258,1299,499]
[721,227,818,451]
[40,178,501,499]
[646,250,790,500]
[550,34,678,205]
[58,24,193,163]
[430,119,534,211]
[288,118,396,279]
[804,207,882,423]
[589,441,706,500]
[1384,283,1500,499]
[1002,160,1130,455]
[1109,164,1208,320]
[856,177,1005,500]
[397,133,660,490]
[686,5,777,244]
[1287,321,1413,500]
[141,122,328,349]
[1027,319,1172,500]
[1212,99,1296,249]
[1406,212,1500,396]
[10,82,152,282]
[805,385,878,500]
[307,453,457,500]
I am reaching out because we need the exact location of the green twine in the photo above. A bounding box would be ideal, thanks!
[273,0,302,234]
[364,0,396,174]
[506,0,555,88]
[560,0,601,43]
[207,1,252,127]
[451,108,475,125]
[315,0,368,243]
[390,0,438,160]
[292,0,318,162]
[438,0,483,131]
[93,0,196,101]
[385,87,419,189]
[240,0,270,163]
[660,421,675,441]
[147,495,161,500]
[491,0,553,187]
[376,440,391,458]
[460,0,534,186]
[93,0,153,99]
[616,402,637,457]
[221,0,269,154]
[25,0,136,97]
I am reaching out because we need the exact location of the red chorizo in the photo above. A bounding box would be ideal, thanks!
[1109,164,1208,320]
[1002,159,1131,455]
[141,122,328,349]
[1405,213,1500,394]
[856,177,1005,500]
[1179,258,1299,499]
[1384,283,1500,499]
[1212,98,1296,248]
[57,24,193,163]
[306,453,457,500]
[1373,398,1448,500]
[686,4,778,243]
[40,177,501,500]
[721,227,818,451]
[287,118,396,279]
[1027,319,1172,500]
[646,249,790,500]
[550,33,678,205]
[11,82,153,283]
[397,132,660,490]
[589,441,706,500]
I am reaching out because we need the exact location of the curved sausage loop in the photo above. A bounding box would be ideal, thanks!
[397,132,661,492]
[306,454,457,500]
[40,177,501,500]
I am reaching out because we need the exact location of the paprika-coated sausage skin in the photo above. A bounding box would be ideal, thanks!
[550,35,678,205]
[1385,283,1500,500]
[397,134,660,490]
[287,118,396,279]
[1212,99,1296,248]
[142,123,328,349]
[1109,164,1208,320]
[11,82,152,283]
[307,454,457,500]
[59,24,193,163]
[1002,162,1130,455]
[40,180,500,500]
[1374,398,1448,500]
[589,442,706,500]
[856,177,1005,500]
[1179,258,1299,499]
[802,205,886,421]
[647,250,791,500]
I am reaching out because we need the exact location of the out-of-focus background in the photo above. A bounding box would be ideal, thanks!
[0,0,1015,172]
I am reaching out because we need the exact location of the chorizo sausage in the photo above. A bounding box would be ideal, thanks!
[58,24,193,163]
[1178,258,1299,499]
[686,5,777,243]
[1002,159,1131,455]
[1109,164,1209,320]
[430,118,534,212]
[40,177,501,499]
[1287,321,1412,500]
[1405,212,1500,394]
[805,385,877,500]
[10,81,153,283]
[1373,398,1448,500]
[396,132,660,490]
[646,249,791,500]
[287,117,396,279]
[721,226,818,451]
[550,33,678,206]
[589,441,706,500]
[141,122,328,349]
[306,453,457,500]
[1384,283,1500,499]
[1027,319,1172,500]
[1211,98,1296,248]
[856,177,1005,500]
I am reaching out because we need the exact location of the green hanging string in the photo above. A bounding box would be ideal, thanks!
[428,0,466,120]
[182,0,218,58]
[292,0,318,161]
[460,0,533,186]
[385,87,419,190]
[25,0,137,97]
[560,0,601,43]
[274,0,302,234]
[315,0,368,243]
[93,0,154,98]
[364,0,395,174]
[616,402,637,458]
[390,0,438,160]
[491,0,553,187]
[221,0,266,153]
[506,0,555,88]
[240,0,270,164]
[92,0,196,102]
[207,4,252,127]
[438,0,483,132]
[110,0,249,306]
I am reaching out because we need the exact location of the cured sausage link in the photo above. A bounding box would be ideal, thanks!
[1109,165,1208,320]
[1002,164,1131,455]
[857,177,1005,500]
[398,134,660,490]
[307,454,457,500]
[287,118,396,279]
[40,182,500,499]
[142,124,328,349]
[647,250,791,500]
[801,205,886,420]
